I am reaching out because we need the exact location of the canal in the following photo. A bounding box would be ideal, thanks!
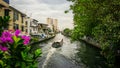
[33,33,107,68]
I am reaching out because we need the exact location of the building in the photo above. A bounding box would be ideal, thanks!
[30,19,38,35]
[8,6,27,35]
[46,18,58,33]
[53,19,58,33]
[46,18,53,31]
[0,0,10,17]
[26,17,31,35]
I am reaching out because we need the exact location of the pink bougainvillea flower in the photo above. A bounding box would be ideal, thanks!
[7,37,14,44]
[0,37,6,43]
[0,31,13,44]
[15,30,21,37]
[0,44,8,52]
[1,31,12,38]
[21,35,30,45]
[23,40,30,45]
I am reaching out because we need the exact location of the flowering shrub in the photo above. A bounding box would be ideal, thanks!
[0,30,41,68]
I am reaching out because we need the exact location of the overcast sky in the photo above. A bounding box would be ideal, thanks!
[10,0,73,30]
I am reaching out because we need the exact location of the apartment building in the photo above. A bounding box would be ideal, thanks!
[9,6,27,35]
[46,18,58,33]
[0,0,9,17]
[53,19,58,33]
[46,18,53,31]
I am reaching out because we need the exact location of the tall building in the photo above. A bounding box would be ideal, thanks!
[53,19,58,33]
[46,18,53,31]
[46,18,58,33]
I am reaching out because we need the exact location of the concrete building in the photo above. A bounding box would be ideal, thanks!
[46,18,53,31]
[8,6,27,35]
[0,0,28,35]
[0,0,9,16]
[30,19,38,34]
[53,19,58,33]
[46,18,58,33]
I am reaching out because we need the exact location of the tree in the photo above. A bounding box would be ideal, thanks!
[67,0,120,67]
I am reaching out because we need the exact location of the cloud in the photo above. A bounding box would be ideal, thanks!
[37,0,68,5]
[10,0,73,30]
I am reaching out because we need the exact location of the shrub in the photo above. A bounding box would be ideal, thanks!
[0,30,41,68]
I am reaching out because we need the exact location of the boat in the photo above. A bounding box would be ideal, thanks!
[52,39,63,48]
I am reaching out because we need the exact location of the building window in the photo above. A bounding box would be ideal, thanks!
[25,21,28,25]
[4,9,9,16]
[21,15,24,23]
[13,11,19,22]
[13,23,19,30]
[26,29,28,33]
[33,28,35,31]
[21,26,24,31]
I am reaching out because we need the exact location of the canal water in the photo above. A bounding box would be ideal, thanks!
[35,33,107,68]
[37,33,81,68]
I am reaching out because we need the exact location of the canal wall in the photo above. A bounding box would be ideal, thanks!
[79,38,101,49]
[30,35,55,45]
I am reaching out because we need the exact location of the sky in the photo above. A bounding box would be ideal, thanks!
[10,0,74,30]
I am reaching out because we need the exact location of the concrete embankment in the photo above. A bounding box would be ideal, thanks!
[30,36,55,45]
[79,38,101,49]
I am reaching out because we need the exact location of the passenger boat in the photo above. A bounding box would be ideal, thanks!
[52,39,63,48]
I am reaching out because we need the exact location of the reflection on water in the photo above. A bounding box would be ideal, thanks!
[75,42,108,68]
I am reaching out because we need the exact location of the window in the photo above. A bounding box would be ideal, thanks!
[25,21,28,25]
[21,16,24,23]
[4,9,9,16]
[26,29,28,33]
[33,28,35,31]
[13,23,19,30]
[13,11,19,22]
[21,26,24,31]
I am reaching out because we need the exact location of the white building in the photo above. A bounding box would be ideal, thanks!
[30,19,38,35]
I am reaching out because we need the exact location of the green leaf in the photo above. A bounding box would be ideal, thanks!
[13,36,21,43]
[0,60,3,67]
[13,36,21,48]
[21,62,26,68]
[21,52,27,60]
[35,49,42,57]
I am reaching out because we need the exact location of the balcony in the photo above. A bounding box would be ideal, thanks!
[0,0,9,7]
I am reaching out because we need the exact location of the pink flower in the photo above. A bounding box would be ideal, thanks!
[15,30,21,37]
[0,31,13,44]
[21,35,30,45]
[0,44,8,52]
[7,37,13,44]
[1,31,12,38]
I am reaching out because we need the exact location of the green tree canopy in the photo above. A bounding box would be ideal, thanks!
[67,0,120,67]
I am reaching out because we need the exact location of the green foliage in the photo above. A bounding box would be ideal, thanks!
[0,16,10,34]
[0,35,41,68]
[67,0,120,67]
[63,28,72,37]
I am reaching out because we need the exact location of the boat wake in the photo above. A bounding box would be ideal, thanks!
[42,47,56,68]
